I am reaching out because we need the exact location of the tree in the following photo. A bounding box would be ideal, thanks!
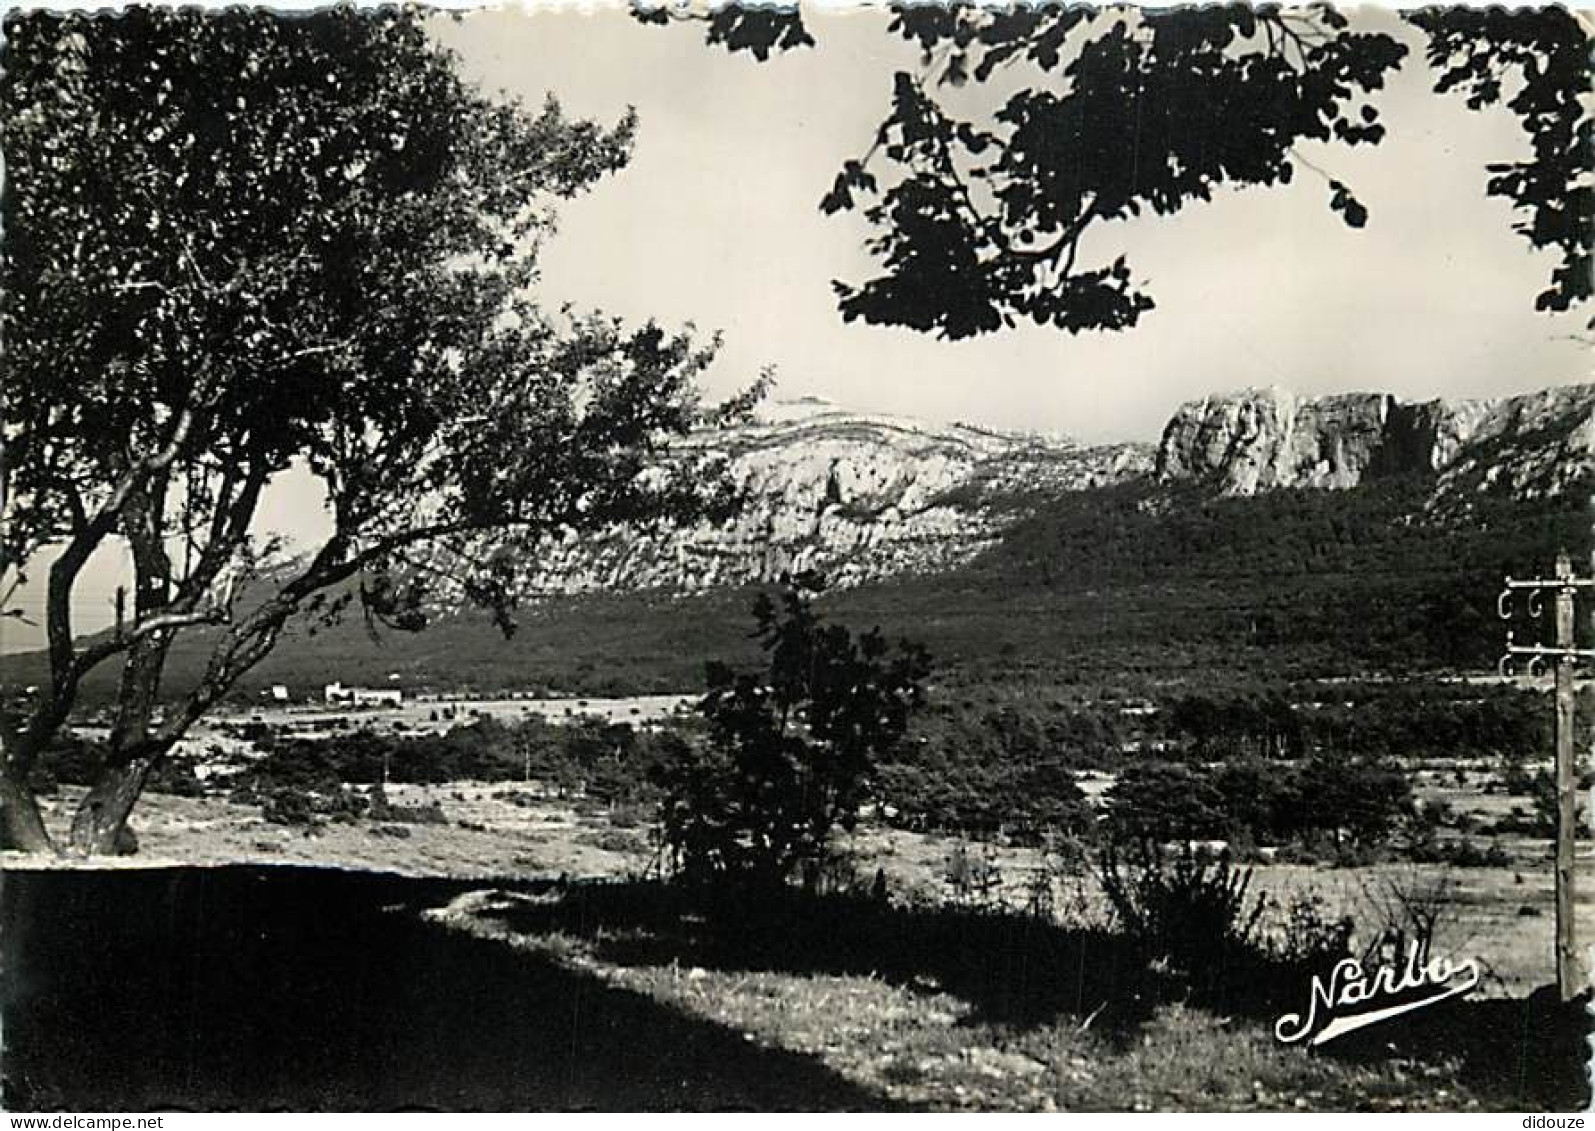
[875,704,1092,842]
[654,574,930,888]
[1408,8,1591,321]
[1211,757,1300,842]
[645,3,1406,338]
[643,3,1588,334]
[1103,761,1228,844]
[0,8,744,853]
[1293,755,1414,846]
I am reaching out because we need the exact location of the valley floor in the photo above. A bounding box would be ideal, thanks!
[1,856,1587,1112]
[12,782,1590,1000]
[6,771,1591,1112]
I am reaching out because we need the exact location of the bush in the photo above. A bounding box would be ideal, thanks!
[261,788,317,828]
[655,576,930,889]
[1267,890,1355,969]
[1103,762,1228,843]
[944,842,1004,907]
[1408,836,1511,867]
[1358,867,1463,969]
[33,732,106,787]
[1286,756,1414,846]
[585,827,650,855]
[26,763,59,795]
[1095,842,1266,974]
[147,758,205,798]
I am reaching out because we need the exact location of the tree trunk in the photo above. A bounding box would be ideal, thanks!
[79,520,174,858]
[0,766,55,854]
[68,757,149,855]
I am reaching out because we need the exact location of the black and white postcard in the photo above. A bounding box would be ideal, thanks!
[0,1,1590,1113]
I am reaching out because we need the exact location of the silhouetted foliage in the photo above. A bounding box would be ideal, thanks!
[1103,754,1414,850]
[876,701,1099,842]
[655,575,931,888]
[1096,842,1268,976]
[1104,762,1229,843]
[224,714,682,812]
[1409,7,1591,318]
[648,4,1587,333]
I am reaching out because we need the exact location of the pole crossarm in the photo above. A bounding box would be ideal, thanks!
[1501,576,1595,591]
[1498,576,1595,620]
[1498,637,1595,678]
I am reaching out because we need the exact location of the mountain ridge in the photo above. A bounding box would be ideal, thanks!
[1154,382,1594,504]
[501,381,1592,599]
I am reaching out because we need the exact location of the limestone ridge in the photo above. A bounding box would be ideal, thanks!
[1153,383,1595,505]
[428,385,1590,606]
[500,397,1153,598]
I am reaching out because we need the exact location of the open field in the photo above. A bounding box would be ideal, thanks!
[14,779,1591,1000]
[3,863,1587,1111]
[8,710,1589,1110]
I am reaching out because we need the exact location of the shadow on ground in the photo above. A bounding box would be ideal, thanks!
[465,877,1593,1111]
[0,866,902,1111]
[3,867,1587,1111]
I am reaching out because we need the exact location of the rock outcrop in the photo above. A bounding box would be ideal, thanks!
[490,397,1152,597]
[420,384,1591,607]
[1154,383,1595,505]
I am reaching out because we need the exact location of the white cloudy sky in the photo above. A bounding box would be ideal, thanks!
[5,3,1589,653]
[435,5,1586,443]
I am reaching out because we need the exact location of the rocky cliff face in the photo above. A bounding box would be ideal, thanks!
[434,384,1591,604]
[1154,383,1595,505]
[505,397,1152,596]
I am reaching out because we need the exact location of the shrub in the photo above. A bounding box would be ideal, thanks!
[1103,762,1228,844]
[33,731,106,787]
[1211,758,1301,842]
[586,827,650,855]
[147,758,206,798]
[1408,836,1511,867]
[1358,867,1463,968]
[655,576,930,889]
[261,788,317,828]
[944,842,1004,907]
[1268,890,1355,969]
[1095,842,1266,974]
[26,763,59,795]
[368,785,445,824]
[1288,756,1414,846]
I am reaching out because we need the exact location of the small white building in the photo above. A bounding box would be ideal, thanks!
[325,682,403,708]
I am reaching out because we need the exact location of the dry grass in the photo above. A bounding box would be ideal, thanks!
[422,887,1490,1112]
[19,775,1588,998]
[9,776,1588,1113]
[19,782,655,880]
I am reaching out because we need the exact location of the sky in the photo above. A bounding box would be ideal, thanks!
[4,3,1589,654]
[432,5,1587,443]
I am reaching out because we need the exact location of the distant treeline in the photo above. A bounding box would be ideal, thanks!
[841,475,1590,688]
[27,674,1565,864]
[228,715,688,809]
[8,474,1587,708]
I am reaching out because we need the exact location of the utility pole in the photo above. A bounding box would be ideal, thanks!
[1499,549,1594,1001]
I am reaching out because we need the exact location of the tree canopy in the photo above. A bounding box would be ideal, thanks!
[1408,7,1591,319]
[0,7,735,852]
[641,3,1590,337]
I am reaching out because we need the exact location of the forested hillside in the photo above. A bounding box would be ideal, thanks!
[7,473,1584,710]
